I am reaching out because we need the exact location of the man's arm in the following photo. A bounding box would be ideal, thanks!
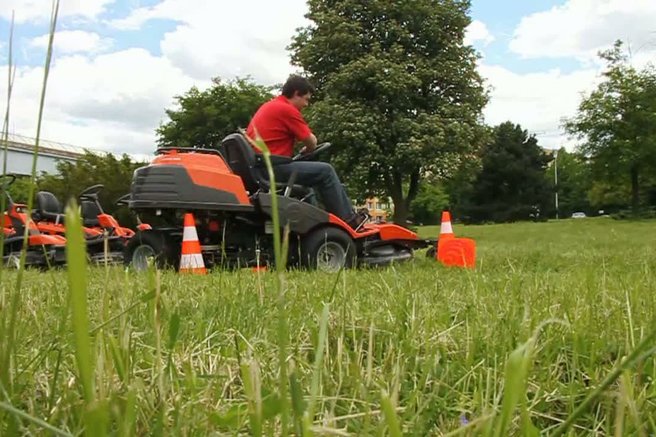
[300,133,318,154]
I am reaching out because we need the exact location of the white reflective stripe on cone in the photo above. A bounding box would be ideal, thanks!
[183,225,199,242]
[440,221,453,234]
[180,253,204,268]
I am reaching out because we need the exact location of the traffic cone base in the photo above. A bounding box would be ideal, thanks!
[179,213,207,275]
[438,237,476,268]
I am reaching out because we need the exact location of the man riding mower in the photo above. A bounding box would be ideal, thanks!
[124,133,433,272]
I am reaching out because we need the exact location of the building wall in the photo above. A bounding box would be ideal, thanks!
[359,197,391,223]
[1,147,78,175]
[1,135,83,176]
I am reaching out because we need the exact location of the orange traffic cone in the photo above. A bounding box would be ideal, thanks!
[439,211,455,240]
[438,238,476,268]
[179,213,207,275]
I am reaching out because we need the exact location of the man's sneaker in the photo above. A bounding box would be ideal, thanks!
[347,208,370,231]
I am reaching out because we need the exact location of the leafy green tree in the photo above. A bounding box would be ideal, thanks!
[290,0,487,224]
[157,77,273,148]
[462,122,553,223]
[409,182,450,225]
[546,148,592,217]
[565,41,656,215]
[37,152,145,226]
[4,175,34,204]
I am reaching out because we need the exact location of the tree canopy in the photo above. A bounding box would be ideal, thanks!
[290,0,487,224]
[565,41,656,215]
[461,122,553,223]
[409,182,450,225]
[37,152,145,226]
[157,77,273,148]
[546,148,592,217]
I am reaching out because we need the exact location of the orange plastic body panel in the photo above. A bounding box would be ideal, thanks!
[35,220,103,237]
[28,234,66,246]
[137,223,152,231]
[153,151,251,205]
[97,214,135,238]
[3,227,13,237]
[375,223,420,241]
[34,221,66,235]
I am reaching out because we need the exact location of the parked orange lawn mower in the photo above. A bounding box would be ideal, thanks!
[124,133,434,271]
[31,187,128,264]
[1,175,66,268]
[78,184,135,241]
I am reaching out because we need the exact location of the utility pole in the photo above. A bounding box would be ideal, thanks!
[554,149,559,219]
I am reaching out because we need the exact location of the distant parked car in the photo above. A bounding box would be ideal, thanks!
[572,212,587,219]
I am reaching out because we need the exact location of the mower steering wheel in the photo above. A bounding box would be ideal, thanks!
[293,142,332,161]
[79,184,104,200]
[0,174,16,191]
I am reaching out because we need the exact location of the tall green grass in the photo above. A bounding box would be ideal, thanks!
[0,1,59,414]
[0,11,16,268]
[1,3,655,433]
[1,218,655,434]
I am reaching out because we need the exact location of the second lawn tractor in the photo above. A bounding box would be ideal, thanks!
[124,133,433,272]
[1,175,66,268]
[31,185,132,264]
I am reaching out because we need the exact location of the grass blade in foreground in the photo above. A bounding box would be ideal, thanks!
[0,11,16,268]
[551,327,656,436]
[242,127,290,435]
[1,0,59,397]
[65,200,109,435]
[65,200,94,402]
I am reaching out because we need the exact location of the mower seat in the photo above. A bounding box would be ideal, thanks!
[221,133,314,200]
[221,133,262,194]
[80,200,101,227]
[35,191,65,224]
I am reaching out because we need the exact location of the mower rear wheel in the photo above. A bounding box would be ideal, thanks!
[301,227,356,272]
[124,231,179,271]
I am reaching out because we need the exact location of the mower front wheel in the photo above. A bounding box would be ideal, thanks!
[124,231,179,271]
[301,227,356,272]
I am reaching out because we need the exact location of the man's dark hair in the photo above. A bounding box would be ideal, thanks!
[281,75,315,98]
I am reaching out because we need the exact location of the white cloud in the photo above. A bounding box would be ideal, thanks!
[30,30,113,54]
[465,20,495,46]
[1,0,635,159]
[111,0,309,84]
[1,49,202,156]
[479,63,600,149]
[1,0,115,23]
[510,0,656,65]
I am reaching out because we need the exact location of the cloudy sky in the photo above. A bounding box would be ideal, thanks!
[1,0,655,156]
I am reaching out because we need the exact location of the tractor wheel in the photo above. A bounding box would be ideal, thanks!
[426,245,437,259]
[4,253,21,269]
[124,231,179,271]
[301,227,356,272]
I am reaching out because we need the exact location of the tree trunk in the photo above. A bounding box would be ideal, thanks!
[392,199,409,225]
[630,165,639,216]
[388,168,420,226]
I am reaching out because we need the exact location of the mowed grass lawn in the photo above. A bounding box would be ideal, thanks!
[1,217,655,435]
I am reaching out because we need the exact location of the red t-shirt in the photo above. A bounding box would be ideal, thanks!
[246,95,312,157]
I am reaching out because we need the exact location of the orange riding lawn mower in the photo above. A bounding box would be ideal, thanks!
[123,133,434,272]
[1,175,134,268]
[30,184,135,264]
[1,175,66,268]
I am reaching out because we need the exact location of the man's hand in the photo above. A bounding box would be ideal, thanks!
[301,133,318,154]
